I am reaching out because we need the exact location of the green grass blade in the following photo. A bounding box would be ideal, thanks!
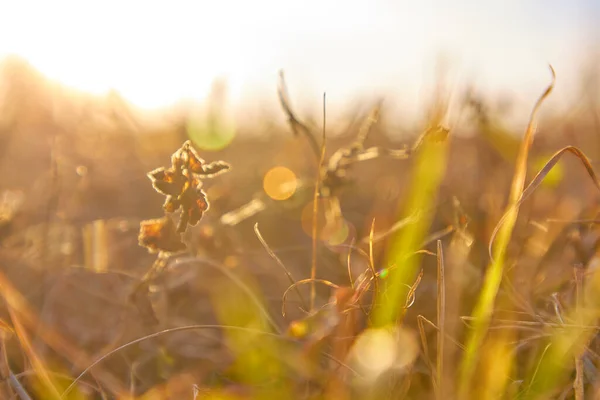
[458,66,555,396]
[372,127,449,328]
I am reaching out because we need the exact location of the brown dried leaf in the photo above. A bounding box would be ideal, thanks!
[148,167,187,196]
[187,194,210,226]
[146,141,228,234]
[176,180,210,232]
[163,196,180,213]
[184,144,207,174]
[138,217,186,253]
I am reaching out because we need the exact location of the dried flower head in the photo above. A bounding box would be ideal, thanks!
[146,141,230,234]
[139,141,230,253]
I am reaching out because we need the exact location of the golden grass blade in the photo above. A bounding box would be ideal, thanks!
[8,370,33,400]
[436,240,446,399]
[459,66,555,396]
[346,238,355,289]
[371,125,450,327]
[574,267,584,400]
[310,93,327,311]
[417,315,435,386]
[488,146,600,260]
[8,310,61,400]
[418,315,467,351]
[405,269,424,309]
[368,219,379,303]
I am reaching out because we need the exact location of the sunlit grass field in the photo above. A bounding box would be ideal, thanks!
[1,57,600,399]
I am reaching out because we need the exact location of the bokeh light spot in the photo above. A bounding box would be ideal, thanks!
[75,165,88,177]
[263,166,297,201]
[287,320,308,339]
[186,115,236,151]
[351,328,398,379]
[349,326,419,381]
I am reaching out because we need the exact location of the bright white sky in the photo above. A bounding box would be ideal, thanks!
[0,0,597,124]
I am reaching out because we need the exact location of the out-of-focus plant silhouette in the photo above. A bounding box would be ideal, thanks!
[1,55,600,399]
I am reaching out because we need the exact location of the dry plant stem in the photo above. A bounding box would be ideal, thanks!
[368,219,379,307]
[128,364,136,399]
[325,289,363,398]
[8,371,32,400]
[417,316,434,380]
[254,223,307,311]
[546,218,600,224]
[488,146,600,259]
[277,70,321,160]
[458,65,555,395]
[356,104,381,145]
[436,240,446,399]
[423,226,454,247]
[7,307,61,399]
[405,270,424,310]
[417,315,466,351]
[310,93,327,311]
[0,339,13,400]
[573,266,584,400]
[343,241,372,318]
[346,239,355,289]
[459,316,600,330]
[446,217,473,395]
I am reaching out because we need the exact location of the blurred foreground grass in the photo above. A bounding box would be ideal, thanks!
[0,57,600,399]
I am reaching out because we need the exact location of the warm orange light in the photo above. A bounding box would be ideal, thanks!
[263,166,297,201]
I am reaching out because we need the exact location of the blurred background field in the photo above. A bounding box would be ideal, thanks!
[1,1,600,399]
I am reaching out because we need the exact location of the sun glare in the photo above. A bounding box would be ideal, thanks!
[0,0,595,119]
[0,0,255,110]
